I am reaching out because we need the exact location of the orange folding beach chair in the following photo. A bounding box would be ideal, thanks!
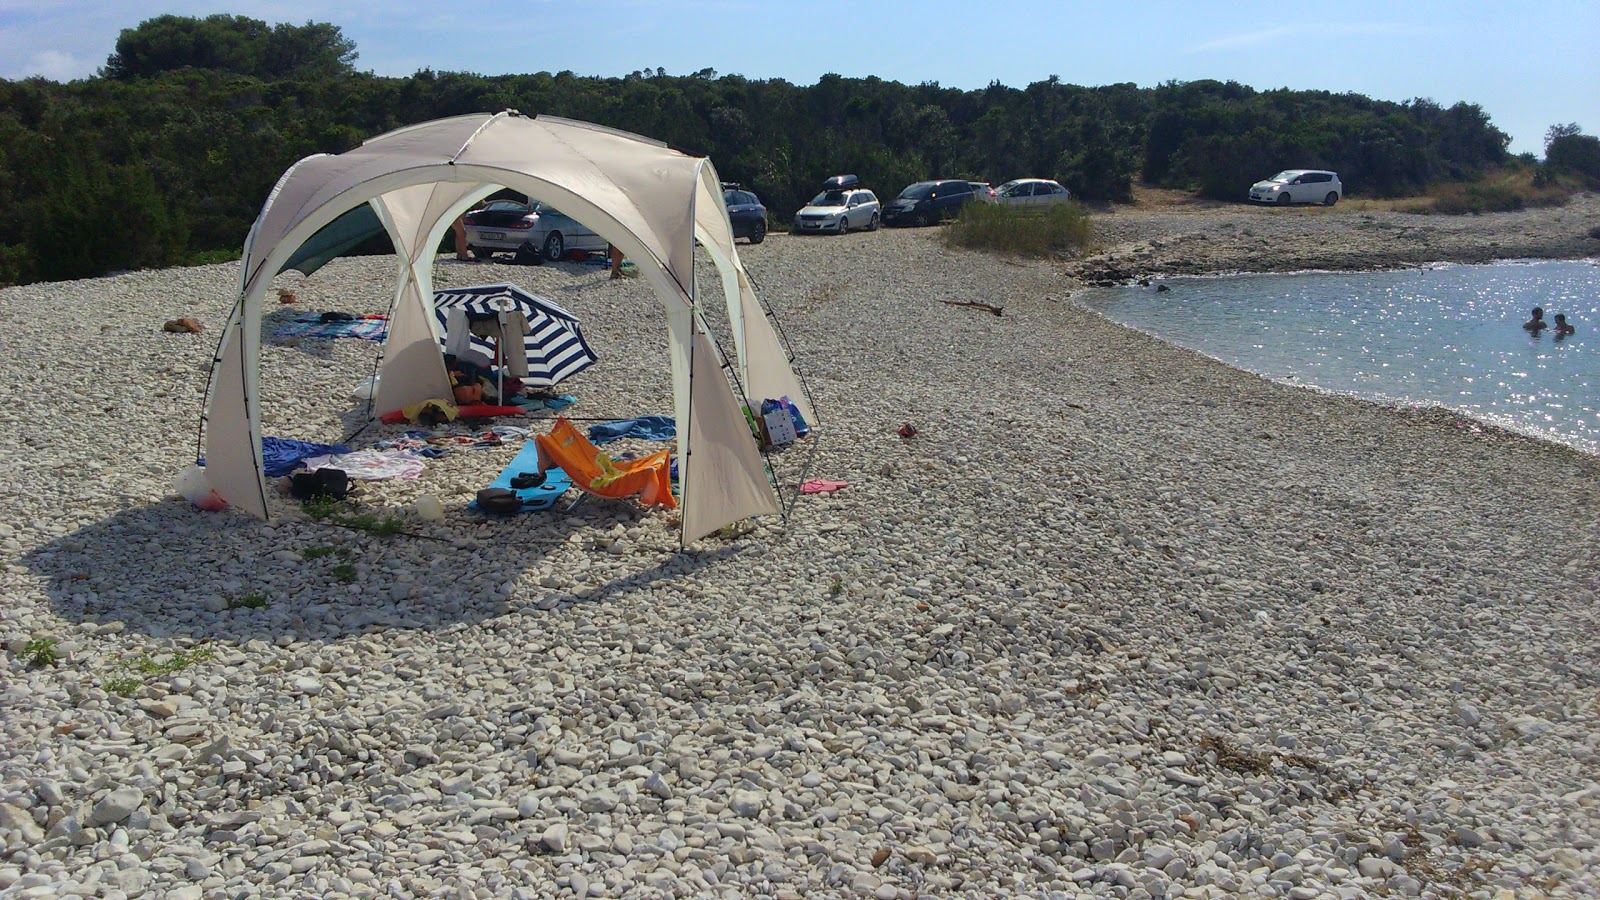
[534,417,677,509]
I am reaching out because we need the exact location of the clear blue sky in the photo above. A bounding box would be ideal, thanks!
[3,0,1595,157]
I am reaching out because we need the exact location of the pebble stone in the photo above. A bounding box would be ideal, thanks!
[0,201,1598,897]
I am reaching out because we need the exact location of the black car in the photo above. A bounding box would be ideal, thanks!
[721,183,768,244]
[881,180,977,227]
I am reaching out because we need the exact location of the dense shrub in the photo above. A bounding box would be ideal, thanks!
[943,201,1094,257]
[1423,171,1569,215]
[0,14,1546,285]
[1545,133,1600,187]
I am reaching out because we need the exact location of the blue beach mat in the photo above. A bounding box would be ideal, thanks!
[468,440,572,513]
[272,313,389,341]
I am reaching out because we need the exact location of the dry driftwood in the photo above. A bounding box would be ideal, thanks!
[941,299,1003,316]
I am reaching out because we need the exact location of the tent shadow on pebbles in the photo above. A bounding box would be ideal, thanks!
[261,307,339,361]
[19,501,737,644]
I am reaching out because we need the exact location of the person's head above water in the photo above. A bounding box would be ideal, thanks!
[1531,307,1545,319]
[1554,313,1567,324]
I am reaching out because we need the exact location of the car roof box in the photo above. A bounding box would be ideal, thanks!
[822,174,858,191]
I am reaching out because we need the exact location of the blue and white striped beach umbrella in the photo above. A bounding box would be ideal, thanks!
[432,283,598,388]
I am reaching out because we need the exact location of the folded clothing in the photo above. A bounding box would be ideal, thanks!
[587,415,676,445]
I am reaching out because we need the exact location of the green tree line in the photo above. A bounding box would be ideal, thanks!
[0,14,1583,285]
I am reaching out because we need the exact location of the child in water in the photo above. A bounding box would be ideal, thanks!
[1523,307,1548,333]
[1552,313,1576,337]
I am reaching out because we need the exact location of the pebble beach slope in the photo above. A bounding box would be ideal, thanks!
[1,221,1598,899]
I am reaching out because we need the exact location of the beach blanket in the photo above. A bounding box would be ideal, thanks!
[509,393,577,413]
[468,440,572,513]
[263,437,350,477]
[587,416,676,445]
[301,449,426,480]
[273,313,389,342]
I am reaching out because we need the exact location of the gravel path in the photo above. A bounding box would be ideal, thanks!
[1,211,1597,899]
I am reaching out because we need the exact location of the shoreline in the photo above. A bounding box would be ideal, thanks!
[1066,190,1600,284]
[1070,260,1600,461]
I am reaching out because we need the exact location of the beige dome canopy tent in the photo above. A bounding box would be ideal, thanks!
[202,111,813,544]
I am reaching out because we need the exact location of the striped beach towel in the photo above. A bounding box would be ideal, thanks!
[272,313,389,342]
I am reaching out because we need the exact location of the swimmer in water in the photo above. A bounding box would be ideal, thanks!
[1523,307,1548,333]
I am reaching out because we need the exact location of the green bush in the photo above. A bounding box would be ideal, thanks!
[1546,132,1600,187]
[23,637,59,667]
[943,201,1095,258]
[187,248,240,266]
[1431,184,1523,215]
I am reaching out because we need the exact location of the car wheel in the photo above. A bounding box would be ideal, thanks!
[749,220,766,244]
[543,232,564,261]
[1324,192,1338,207]
[839,216,850,234]
[1276,193,1292,206]
[868,213,879,231]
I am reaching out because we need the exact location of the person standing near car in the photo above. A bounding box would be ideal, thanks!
[608,244,625,279]
[452,214,472,261]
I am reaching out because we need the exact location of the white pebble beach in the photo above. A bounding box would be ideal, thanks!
[2,199,1599,899]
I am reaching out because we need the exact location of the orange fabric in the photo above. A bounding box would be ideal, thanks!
[534,417,677,508]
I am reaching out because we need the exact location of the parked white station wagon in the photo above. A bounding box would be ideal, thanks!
[1249,170,1342,206]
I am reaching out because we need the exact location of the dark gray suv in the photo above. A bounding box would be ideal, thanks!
[882,179,977,226]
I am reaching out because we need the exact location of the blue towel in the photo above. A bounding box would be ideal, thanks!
[588,416,677,445]
[468,440,572,513]
[200,437,350,475]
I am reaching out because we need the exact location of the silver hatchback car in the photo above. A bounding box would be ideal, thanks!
[1249,170,1342,206]
[464,199,609,261]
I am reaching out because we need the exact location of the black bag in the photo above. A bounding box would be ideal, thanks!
[514,242,544,266]
[291,468,350,501]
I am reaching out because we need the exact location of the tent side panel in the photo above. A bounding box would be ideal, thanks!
[204,314,269,518]
[736,268,815,425]
[375,272,452,415]
[681,327,779,544]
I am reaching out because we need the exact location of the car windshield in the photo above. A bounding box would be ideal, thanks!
[723,191,738,205]
[1268,171,1299,183]
[482,201,528,213]
[898,183,935,200]
[809,191,848,207]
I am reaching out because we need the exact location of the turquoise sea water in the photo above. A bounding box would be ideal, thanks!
[1079,260,1600,455]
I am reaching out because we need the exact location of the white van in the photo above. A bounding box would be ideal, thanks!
[1249,170,1342,206]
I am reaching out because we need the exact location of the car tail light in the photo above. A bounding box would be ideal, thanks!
[463,215,477,226]
[507,218,535,230]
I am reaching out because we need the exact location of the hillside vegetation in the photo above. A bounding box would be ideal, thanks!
[1,14,1595,285]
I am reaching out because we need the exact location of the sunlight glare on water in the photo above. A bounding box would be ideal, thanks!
[1080,260,1600,454]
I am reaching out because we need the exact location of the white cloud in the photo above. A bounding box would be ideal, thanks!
[1187,22,1427,54]
[22,50,86,81]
